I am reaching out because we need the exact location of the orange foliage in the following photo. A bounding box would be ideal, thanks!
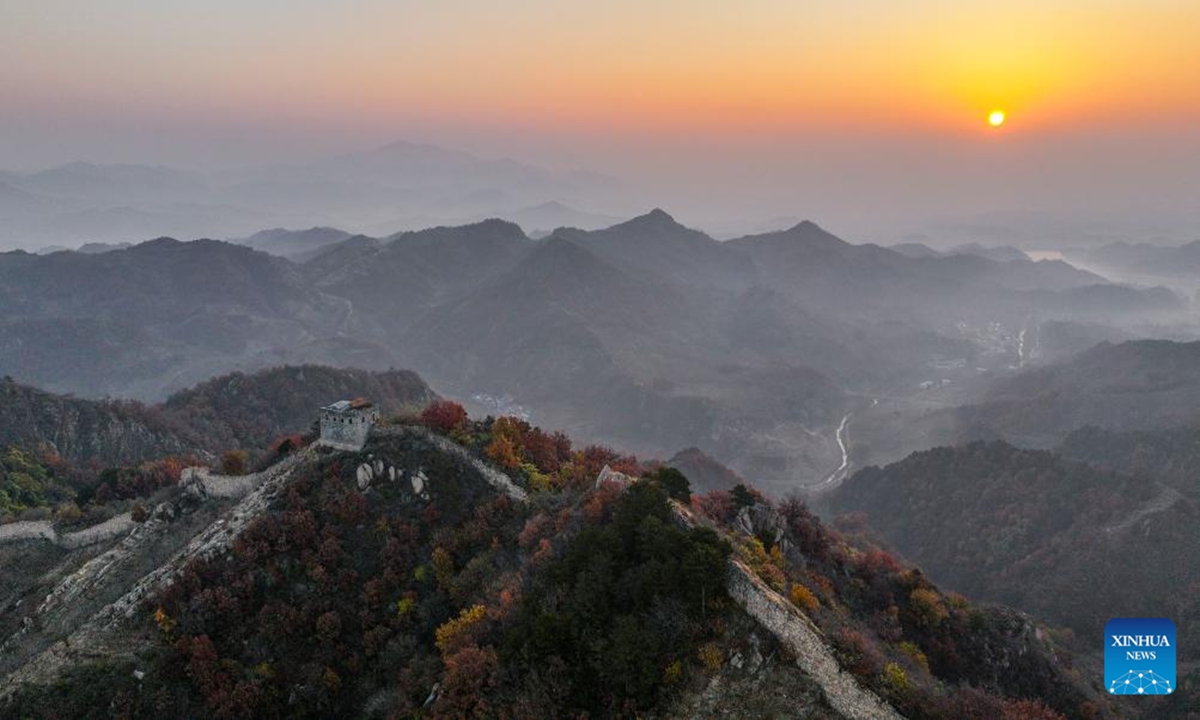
[789,583,820,613]
[435,604,487,655]
[484,434,521,470]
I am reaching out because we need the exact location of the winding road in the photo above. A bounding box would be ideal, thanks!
[821,412,852,487]
[820,399,877,489]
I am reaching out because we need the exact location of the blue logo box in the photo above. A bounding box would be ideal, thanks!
[1105,618,1176,696]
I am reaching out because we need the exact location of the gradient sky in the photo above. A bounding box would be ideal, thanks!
[2,0,1198,240]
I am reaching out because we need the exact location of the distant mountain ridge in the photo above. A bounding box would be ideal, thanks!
[1065,238,1200,279]
[0,209,1184,490]
[0,142,625,249]
[954,339,1200,445]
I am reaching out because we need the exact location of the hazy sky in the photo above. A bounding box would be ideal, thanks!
[3,0,1199,239]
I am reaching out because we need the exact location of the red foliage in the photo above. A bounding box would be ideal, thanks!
[521,428,570,473]
[834,628,884,679]
[518,513,551,548]
[420,400,468,434]
[269,434,306,456]
[582,483,622,524]
[861,548,903,577]
[691,490,737,524]
[778,497,831,560]
[577,446,630,478]
[316,610,342,642]
[181,634,227,700]
[437,645,499,717]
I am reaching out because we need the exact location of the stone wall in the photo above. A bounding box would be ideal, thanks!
[724,559,903,720]
[0,514,134,550]
[672,504,902,720]
[0,449,312,700]
[181,452,307,500]
[374,425,528,502]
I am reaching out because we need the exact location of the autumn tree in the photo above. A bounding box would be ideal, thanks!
[419,400,468,434]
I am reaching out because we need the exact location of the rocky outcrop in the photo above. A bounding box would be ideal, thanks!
[594,464,635,489]
[375,426,528,502]
[734,503,790,552]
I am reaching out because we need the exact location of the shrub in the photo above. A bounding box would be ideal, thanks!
[881,662,909,694]
[731,483,756,508]
[55,502,83,524]
[909,588,949,628]
[698,643,723,671]
[898,641,930,672]
[221,450,249,476]
[789,583,820,613]
[645,466,691,502]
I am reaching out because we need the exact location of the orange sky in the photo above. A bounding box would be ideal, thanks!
[4,0,1198,136]
[1,0,1197,236]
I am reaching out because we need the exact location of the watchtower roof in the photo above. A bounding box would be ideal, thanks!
[323,397,374,413]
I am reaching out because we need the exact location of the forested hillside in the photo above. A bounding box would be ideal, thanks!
[3,406,1102,719]
[829,441,1200,671]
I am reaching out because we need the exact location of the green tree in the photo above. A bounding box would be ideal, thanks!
[645,466,691,502]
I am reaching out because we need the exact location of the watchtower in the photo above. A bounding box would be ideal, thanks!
[318,398,378,451]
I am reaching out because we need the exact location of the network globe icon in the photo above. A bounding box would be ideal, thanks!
[1109,669,1173,695]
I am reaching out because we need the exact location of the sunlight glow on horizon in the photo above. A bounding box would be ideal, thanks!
[3,1,1198,142]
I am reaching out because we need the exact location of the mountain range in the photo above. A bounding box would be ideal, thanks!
[0,143,625,250]
[0,210,1186,491]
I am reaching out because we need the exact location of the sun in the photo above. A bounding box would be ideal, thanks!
[988,110,1007,128]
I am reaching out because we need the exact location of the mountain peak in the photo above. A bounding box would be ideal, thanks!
[781,219,850,249]
[641,207,676,224]
[612,208,687,233]
[788,219,823,233]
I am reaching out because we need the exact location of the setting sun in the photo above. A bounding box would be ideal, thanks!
[988,110,1007,127]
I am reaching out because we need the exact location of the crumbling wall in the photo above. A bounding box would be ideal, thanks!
[0,449,312,700]
[724,559,903,720]
[0,514,134,550]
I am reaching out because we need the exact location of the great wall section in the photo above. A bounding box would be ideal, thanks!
[0,423,902,718]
